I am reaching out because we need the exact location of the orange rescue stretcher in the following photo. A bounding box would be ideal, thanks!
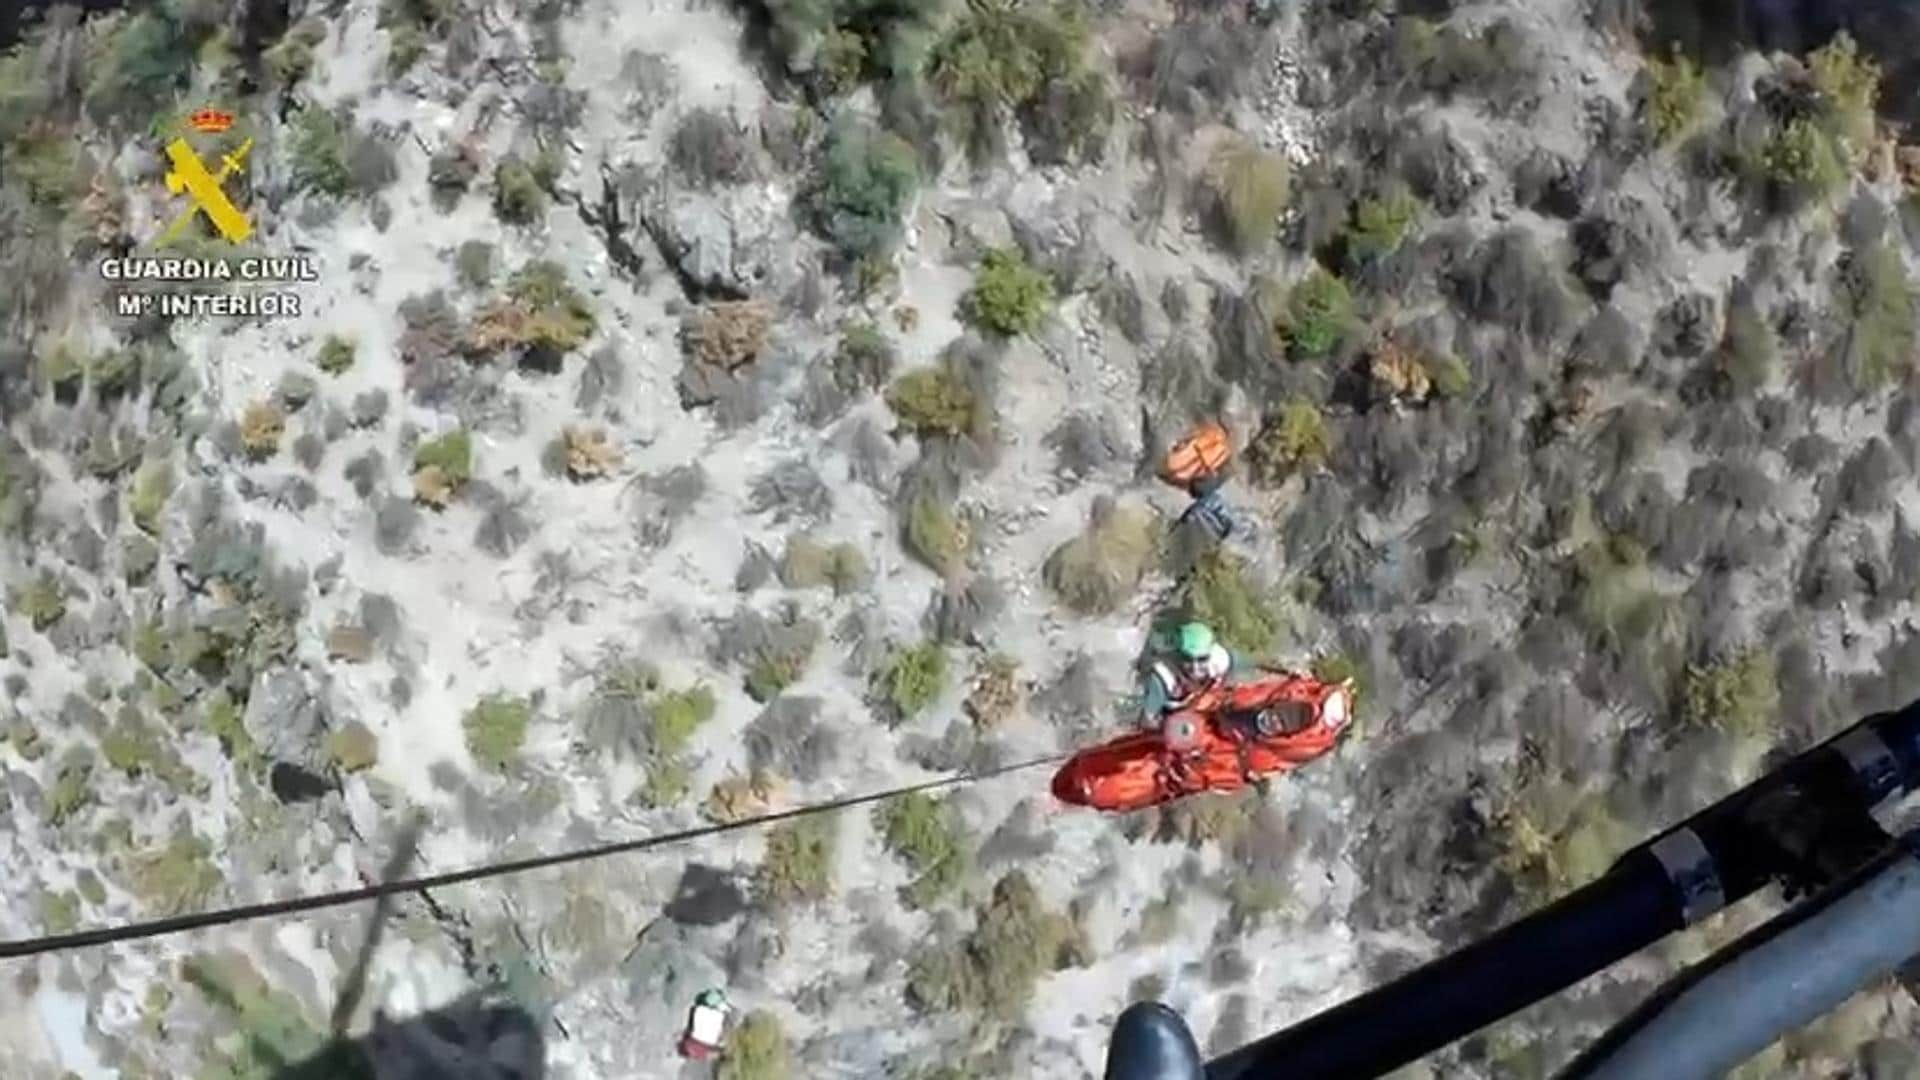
[1051,673,1354,813]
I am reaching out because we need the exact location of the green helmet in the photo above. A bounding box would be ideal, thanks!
[1177,622,1215,660]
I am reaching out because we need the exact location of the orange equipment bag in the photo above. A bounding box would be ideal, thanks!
[1160,421,1232,486]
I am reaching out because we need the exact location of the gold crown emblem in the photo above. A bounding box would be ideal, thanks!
[188,108,235,134]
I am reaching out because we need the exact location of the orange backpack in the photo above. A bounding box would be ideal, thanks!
[1159,421,1232,486]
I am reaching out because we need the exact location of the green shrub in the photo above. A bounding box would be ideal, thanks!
[757,817,837,907]
[877,791,969,908]
[810,120,920,260]
[198,693,259,770]
[130,460,173,536]
[102,714,193,789]
[465,694,531,772]
[325,722,380,773]
[906,870,1083,1019]
[1807,32,1880,152]
[1679,649,1779,741]
[1042,499,1160,615]
[882,642,948,721]
[413,429,473,485]
[9,133,84,210]
[963,247,1053,337]
[886,367,977,438]
[316,335,356,376]
[1498,782,1634,902]
[469,260,598,362]
[717,1010,792,1080]
[904,496,968,573]
[1644,48,1706,146]
[12,573,65,631]
[1177,549,1277,655]
[833,322,895,393]
[650,686,715,757]
[1572,538,1683,664]
[46,747,93,826]
[779,535,871,594]
[1247,399,1330,484]
[929,0,1092,161]
[1284,268,1353,358]
[1839,242,1916,392]
[264,17,327,87]
[133,828,223,916]
[40,889,80,935]
[289,107,352,197]
[183,950,355,1079]
[1760,118,1847,206]
[1346,186,1420,263]
[1425,353,1472,398]
[640,757,693,808]
[493,156,549,225]
[1208,138,1291,254]
[84,10,208,127]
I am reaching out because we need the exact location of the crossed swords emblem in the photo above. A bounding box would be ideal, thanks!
[161,136,255,244]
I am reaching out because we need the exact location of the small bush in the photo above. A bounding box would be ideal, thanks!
[832,322,896,395]
[1284,268,1354,358]
[1679,649,1779,741]
[239,402,285,460]
[928,0,1093,162]
[906,870,1083,1019]
[810,120,920,261]
[779,535,871,595]
[1248,399,1330,484]
[877,791,969,908]
[1644,48,1706,146]
[1042,497,1160,615]
[650,686,717,758]
[1208,138,1291,254]
[412,429,473,507]
[316,335,356,376]
[886,367,977,438]
[757,817,837,908]
[325,722,380,773]
[883,641,948,721]
[1761,118,1847,206]
[683,301,773,371]
[717,1011,793,1080]
[1839,242,1916,392]
[12,573,66,631]
[1346,186,1421,264]
[289,108,352,198]
[130,460,173,535]
[962,247,1053,337]
[456,240,495,289]
[465,693,531,772]
[132,829,222,916]
[1426,353,1472,398]
[492,155,548,225]
[1177,549,1277,655]
[904,496,969,574]
[468,261,597,365]
[1807,33,1880,153]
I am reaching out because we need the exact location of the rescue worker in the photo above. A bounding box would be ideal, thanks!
[1141,621,1243,723]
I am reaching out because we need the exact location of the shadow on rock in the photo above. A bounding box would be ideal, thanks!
[270,992,547,1080]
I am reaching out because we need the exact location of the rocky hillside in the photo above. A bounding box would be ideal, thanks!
[0,0,1917,1077]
